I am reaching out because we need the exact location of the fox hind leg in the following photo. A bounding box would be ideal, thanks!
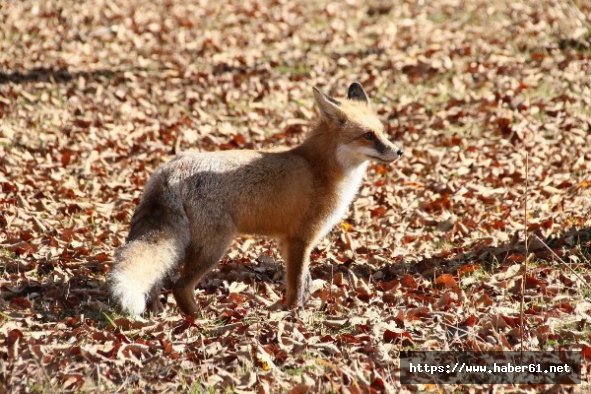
[146,285,166,314]
[173,233,234,315]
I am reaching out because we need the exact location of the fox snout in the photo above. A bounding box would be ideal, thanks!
[385,145,404,162]
[377,140,403,163]
[363,132,403,163]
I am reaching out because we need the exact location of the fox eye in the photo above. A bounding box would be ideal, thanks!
[363,132,375,141]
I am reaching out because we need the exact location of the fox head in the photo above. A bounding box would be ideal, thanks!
[313,82,403,169]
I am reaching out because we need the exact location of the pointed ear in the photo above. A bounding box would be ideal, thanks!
[347,82,368,103]
[313,87,346,124]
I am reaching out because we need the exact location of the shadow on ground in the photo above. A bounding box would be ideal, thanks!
[0,67,129,84]
[1,226,589,319]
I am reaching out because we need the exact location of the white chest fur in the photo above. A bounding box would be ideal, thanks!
[318,161,368,240]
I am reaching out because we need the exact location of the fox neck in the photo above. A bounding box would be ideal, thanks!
[294,119,368,240]
[295,119,368,179]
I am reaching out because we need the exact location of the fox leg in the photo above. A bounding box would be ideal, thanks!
[172,235,233,315]
[283,238,313,308]
[146,298,164,314]
[146,285,166,314]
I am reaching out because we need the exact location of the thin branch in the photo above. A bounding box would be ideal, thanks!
[520,148,529,352]
[534,234,591,290]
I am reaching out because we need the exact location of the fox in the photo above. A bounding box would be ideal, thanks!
[109,82,403,316]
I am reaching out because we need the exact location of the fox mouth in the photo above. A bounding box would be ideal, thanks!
[367,155,397,163]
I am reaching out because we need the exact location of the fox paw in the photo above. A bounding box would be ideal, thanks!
[146,295,166,315]
[284,270,312,309]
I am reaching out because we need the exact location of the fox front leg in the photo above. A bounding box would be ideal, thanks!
[283,238,313,308]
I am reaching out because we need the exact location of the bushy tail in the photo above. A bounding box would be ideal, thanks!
[109,175,190,316]
[109,236,185,315]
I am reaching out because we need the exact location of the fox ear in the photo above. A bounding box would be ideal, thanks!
[313,87,346,124]
[347,82,368,103]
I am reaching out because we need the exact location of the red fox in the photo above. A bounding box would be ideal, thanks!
[109,82,403,316]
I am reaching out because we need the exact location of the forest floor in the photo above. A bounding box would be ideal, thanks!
[1,0,591,392]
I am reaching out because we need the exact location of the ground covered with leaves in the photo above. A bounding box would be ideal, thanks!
[1,0,591,392]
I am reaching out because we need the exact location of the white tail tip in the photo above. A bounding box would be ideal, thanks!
[109,270,147,316]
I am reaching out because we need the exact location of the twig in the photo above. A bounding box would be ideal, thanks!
[207,322,243,337]
[534,234,591,290]
[566,0,591,30]
[520,148,529,352]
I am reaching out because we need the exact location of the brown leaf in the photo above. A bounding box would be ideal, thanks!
[6,329,24,347]
[457,264,480,277]
[400,274,418,289]
[435,273,458,290]
[383,328,414,346]
[10,297,32,310]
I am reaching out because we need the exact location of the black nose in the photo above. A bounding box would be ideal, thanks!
[397,149,403,157]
